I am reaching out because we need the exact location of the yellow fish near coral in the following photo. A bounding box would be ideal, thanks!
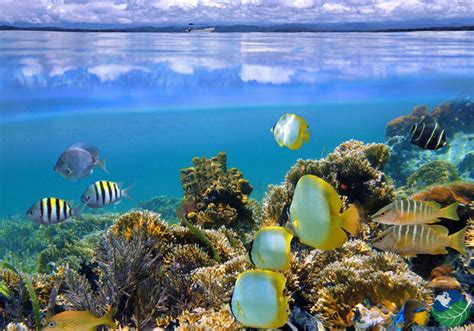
[289,175,360,250]
[230,270,289,328]
[248,226,293,271]
[271,113,310,150]
[371,199,459,225]
[43,309,115,331]
[373,224,467,255]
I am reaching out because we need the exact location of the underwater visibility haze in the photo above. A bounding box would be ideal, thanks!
[0,29,473,330]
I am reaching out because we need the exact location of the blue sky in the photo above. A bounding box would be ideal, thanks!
[0,0,473,26]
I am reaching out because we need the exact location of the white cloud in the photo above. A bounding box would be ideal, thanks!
[0,0,472,25]
[87,64,148,81]
[240,64,294,84]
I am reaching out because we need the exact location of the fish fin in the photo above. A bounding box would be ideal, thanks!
[288,139,303,150]
[97,158,110,175]
[70,142,100,158]
[448,226,467,256]
[340,204,360,236]
[440,202,460,221]
[301,128,310,143]
[121,185,134,200]
[411,310,430,326]
[430,225,449,235]
[101,306,115,328]
[432,248,449,255]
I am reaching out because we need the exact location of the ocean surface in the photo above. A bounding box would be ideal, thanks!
[1,31,474,218]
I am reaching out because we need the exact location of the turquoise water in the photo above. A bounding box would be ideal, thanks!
[1,31,474,217]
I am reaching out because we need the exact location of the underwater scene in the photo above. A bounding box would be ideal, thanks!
[1,29,474,330]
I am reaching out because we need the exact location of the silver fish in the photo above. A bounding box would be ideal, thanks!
[54,143,108,180]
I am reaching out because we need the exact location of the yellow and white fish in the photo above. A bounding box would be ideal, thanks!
[372,224,467,256]
[289,175,360,250]
[230,270,289,329]
[271,113,310,150]
[26,198,79,225]
[372,199,459,225]
[248,226,293,271]
[43,309,115,331]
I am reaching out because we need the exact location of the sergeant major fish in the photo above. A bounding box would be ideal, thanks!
[373,224,467,256]
[27,197,79,225]
[230,270,289,329]
[271,113,310,150]
[372,199,459,225]
[43,308,115,331]
[289,175,360,250]
[409,116,447,150]
[81,180,131,208]
[54,143,108,180]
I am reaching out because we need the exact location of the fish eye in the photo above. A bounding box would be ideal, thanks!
[48,321,56,328]
[85,195,90,201]
[29,210,33,214]
[61,157,67,162]
[380,212,385,216]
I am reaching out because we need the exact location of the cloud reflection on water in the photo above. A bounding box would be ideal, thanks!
[0,31,473,118]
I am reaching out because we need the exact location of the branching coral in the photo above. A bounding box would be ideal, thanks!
[176,307,240,330]
[179,152,258,234]
[263,140,394,223]
[285,240,432,328]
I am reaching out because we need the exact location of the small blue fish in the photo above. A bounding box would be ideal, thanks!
[54,143,108,180]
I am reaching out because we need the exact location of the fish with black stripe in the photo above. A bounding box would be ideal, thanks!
[408,116,447,150]
[27,197,79,225]
[81,180,131,208]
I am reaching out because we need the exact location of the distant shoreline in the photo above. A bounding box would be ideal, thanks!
[1,25,473,33]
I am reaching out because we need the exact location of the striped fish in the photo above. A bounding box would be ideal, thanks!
[409,116,447,150]
[371,199,459,225]
[372,224,467,255]
[81,180,131,208]
[26,197,78,225]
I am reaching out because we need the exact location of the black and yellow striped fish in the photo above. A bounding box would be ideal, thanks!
[81,180,131,208]
[26,197,78,224]
[409,116,447,150]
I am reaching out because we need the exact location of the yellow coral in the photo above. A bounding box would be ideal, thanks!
[176,307,241,330]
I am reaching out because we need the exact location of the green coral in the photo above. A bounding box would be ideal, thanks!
[407,160,460,192]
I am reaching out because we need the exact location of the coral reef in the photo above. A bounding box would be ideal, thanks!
[179,152,258,235]
[285,240,432,328]
[0,214,117,274]
[385,98,474,185]
[137,195,182,224]
[263,140,394,224]
[406,160,460,193]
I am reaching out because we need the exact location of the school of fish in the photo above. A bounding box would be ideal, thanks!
[22,113,467,330]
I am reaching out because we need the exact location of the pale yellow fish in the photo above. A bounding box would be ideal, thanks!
[43,309,115,331]
[248,226,293,271]
[371,199,459,225]
[271,113,310,150]
[289,175,360,250]
[230,270,289,329]
[372,224,467,255]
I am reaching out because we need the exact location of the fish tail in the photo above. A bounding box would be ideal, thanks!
[72,205,84,220]
[97,158,110,175]
[302,128,310,142]
[341,203,360,236]
[448,225,467,255]
[101,307,115,328]
[121,184,134,200]
[440,202,460,221]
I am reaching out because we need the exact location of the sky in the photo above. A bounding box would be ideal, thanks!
[0,0,473,26]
